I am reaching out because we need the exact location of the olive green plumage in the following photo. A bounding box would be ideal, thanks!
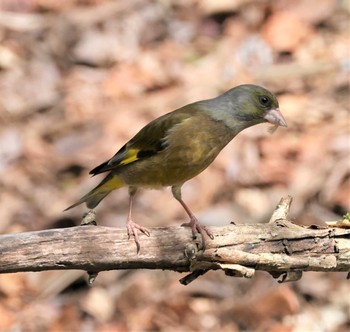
[65,84,287,250]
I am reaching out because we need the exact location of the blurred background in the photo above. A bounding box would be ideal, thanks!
[0,0,349,331]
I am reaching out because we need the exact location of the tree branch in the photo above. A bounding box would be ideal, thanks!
[0,197,349,284]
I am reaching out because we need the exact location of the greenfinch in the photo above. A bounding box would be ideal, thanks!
[65,84,287,252]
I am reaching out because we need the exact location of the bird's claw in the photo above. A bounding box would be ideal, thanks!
[181,218,214,250]
[126,220,151,253]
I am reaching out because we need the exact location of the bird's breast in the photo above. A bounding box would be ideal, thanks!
[119,115,234,187]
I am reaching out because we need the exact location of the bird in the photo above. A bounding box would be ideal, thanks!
[65,84,287,252]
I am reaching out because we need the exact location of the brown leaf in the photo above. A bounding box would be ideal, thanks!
[262,11,313,52]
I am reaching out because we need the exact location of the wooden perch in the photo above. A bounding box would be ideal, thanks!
[0,197,349,285]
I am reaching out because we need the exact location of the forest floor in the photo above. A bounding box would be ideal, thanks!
[0,0,349,331]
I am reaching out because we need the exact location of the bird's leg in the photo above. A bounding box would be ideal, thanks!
[178,199,215,241]
[126,186,150,253]
[172,185,214,249]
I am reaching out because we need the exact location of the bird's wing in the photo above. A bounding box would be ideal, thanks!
[89,108,194,175]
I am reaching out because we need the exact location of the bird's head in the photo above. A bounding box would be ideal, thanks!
[203,84,287,133]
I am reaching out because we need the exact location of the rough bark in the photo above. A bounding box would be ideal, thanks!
[0,197,349,284]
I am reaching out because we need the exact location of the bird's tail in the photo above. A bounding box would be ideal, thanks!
[64,173,125,211]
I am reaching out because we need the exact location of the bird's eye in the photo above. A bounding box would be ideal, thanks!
[259,96,270,106]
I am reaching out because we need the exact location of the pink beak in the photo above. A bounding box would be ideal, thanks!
[264,108,287,127]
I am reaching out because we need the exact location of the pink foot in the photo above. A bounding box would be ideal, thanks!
[181,218,214,250]
[127,220,151,253]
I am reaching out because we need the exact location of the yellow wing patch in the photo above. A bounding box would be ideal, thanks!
[119,148,140,166]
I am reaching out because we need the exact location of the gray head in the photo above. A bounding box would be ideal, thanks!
[200,84,287,133]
